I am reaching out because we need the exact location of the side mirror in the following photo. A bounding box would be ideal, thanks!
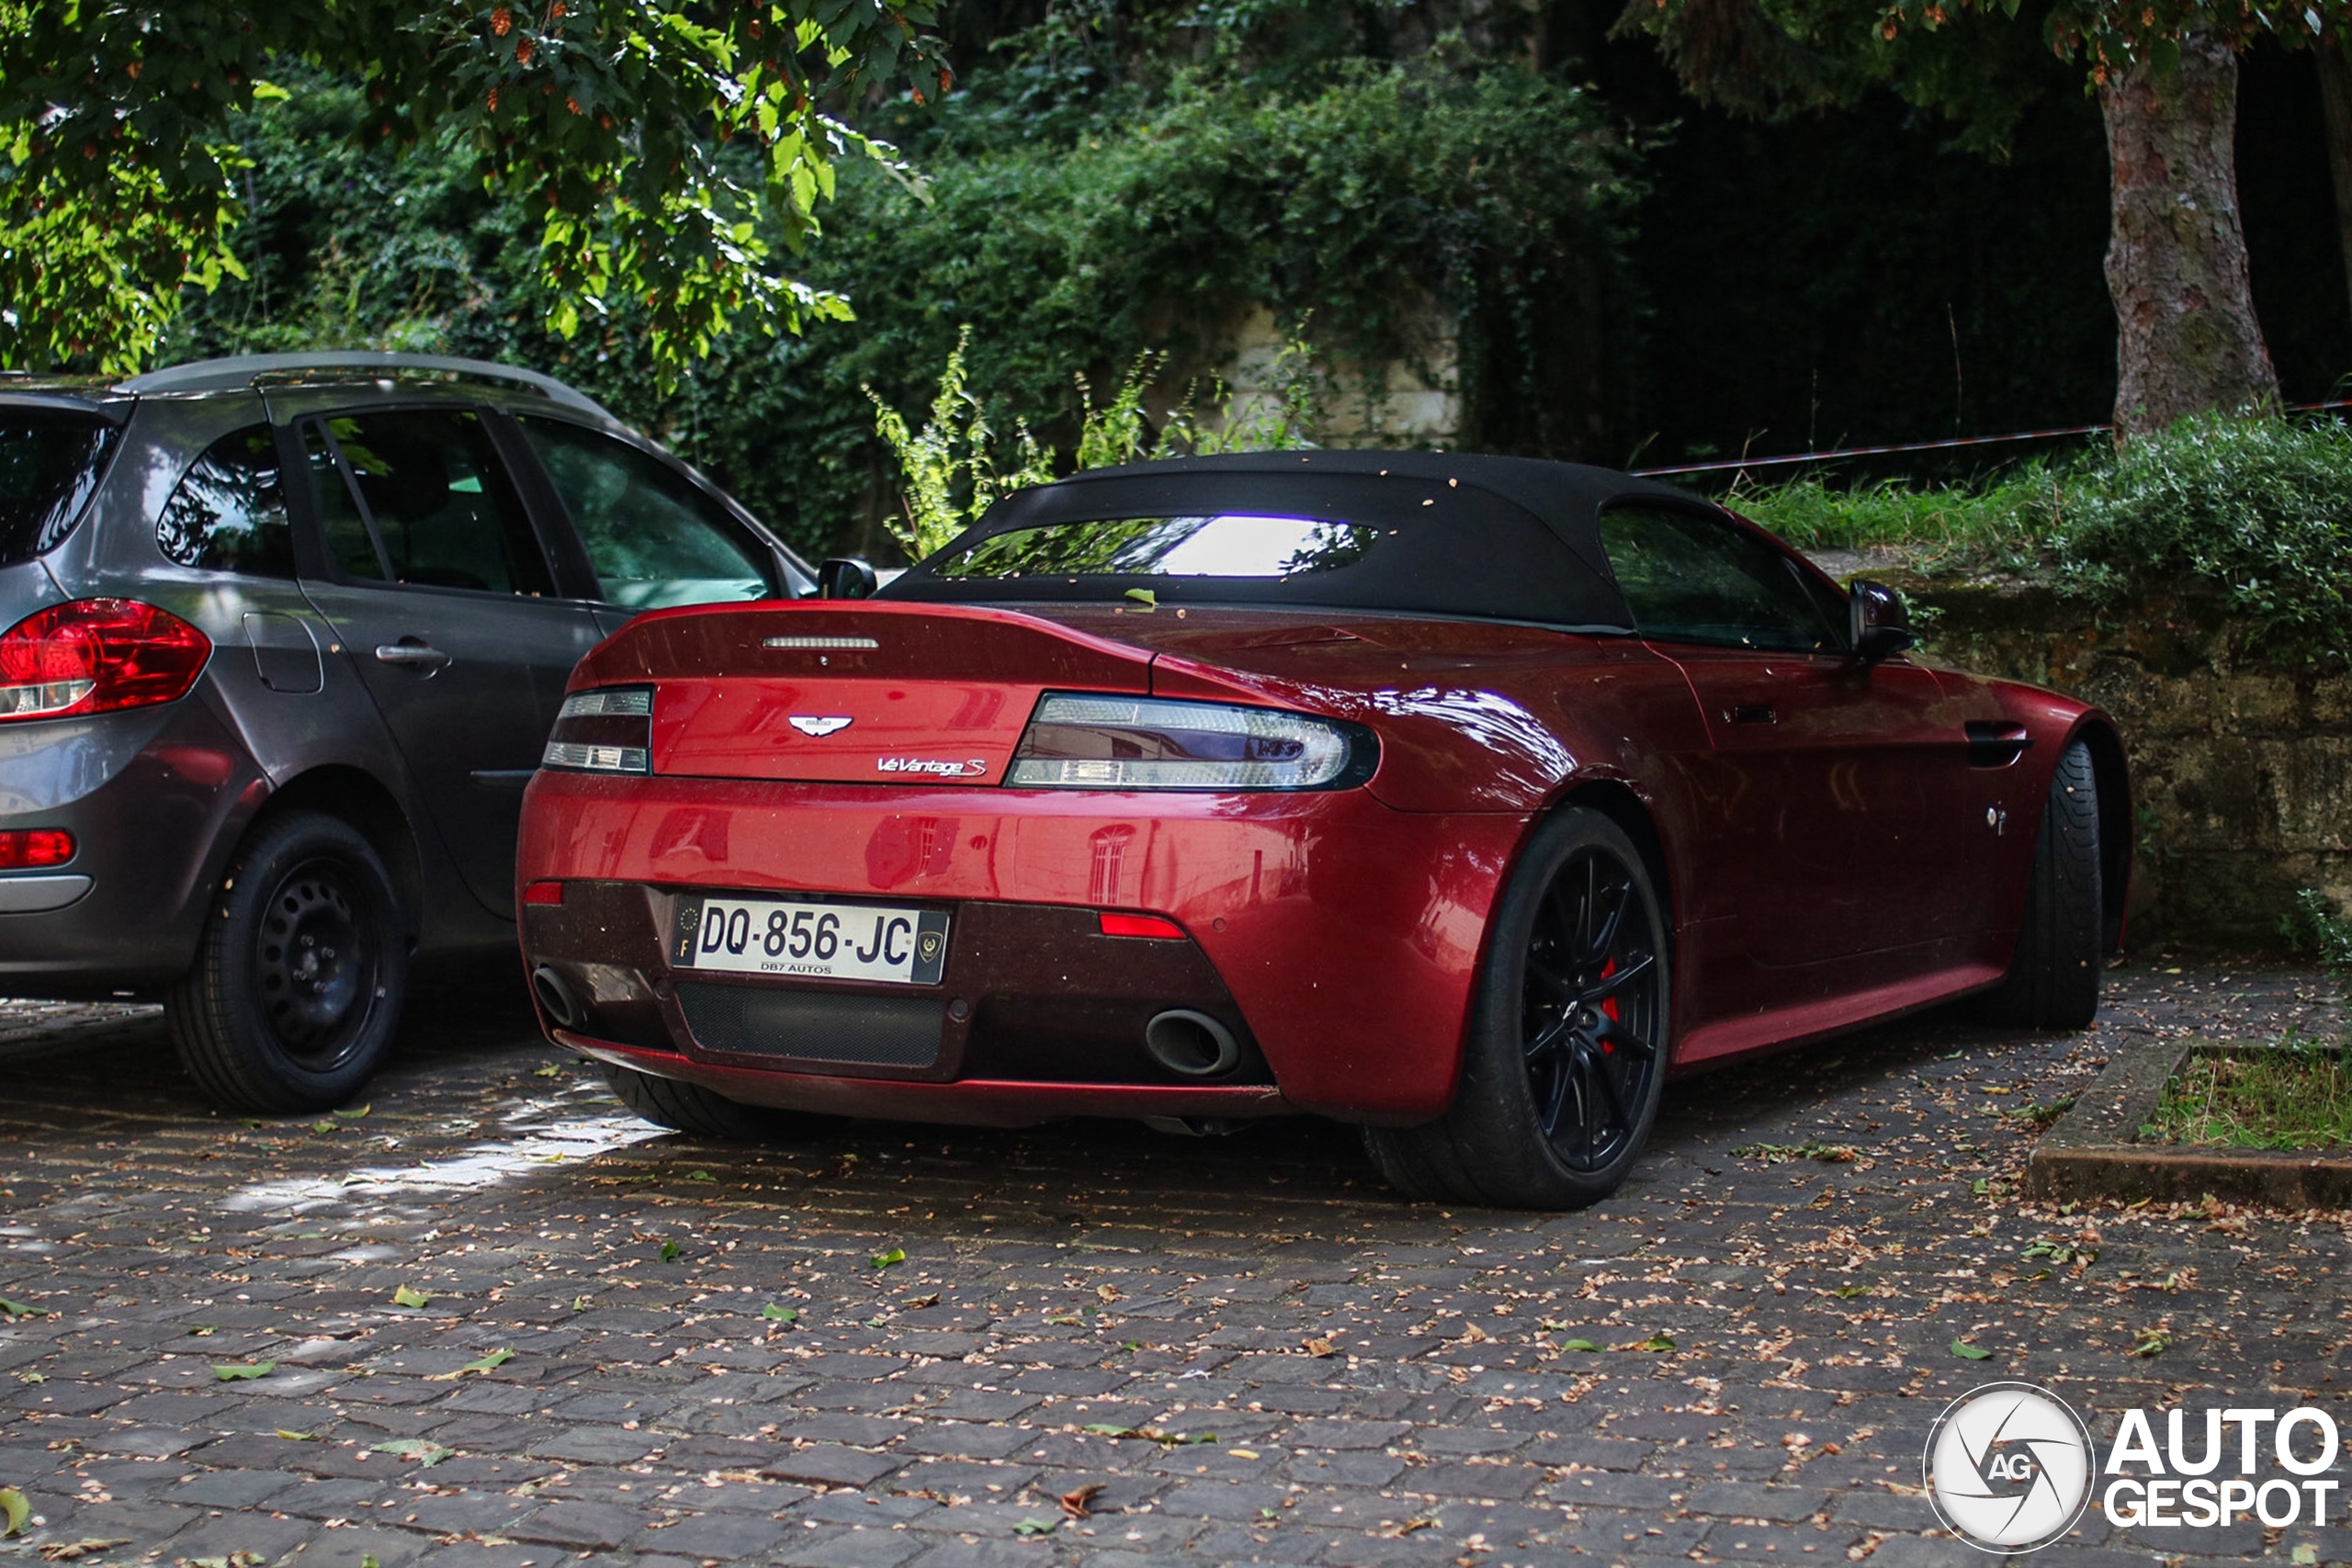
[817,557,878,601]
[1849,578,1917,661]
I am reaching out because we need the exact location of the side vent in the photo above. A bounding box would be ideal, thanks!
[1964,721,2032,769]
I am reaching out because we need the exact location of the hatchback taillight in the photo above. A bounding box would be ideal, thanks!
[543,686,653,774]
[0,599,211,722]
[0,829,74,869]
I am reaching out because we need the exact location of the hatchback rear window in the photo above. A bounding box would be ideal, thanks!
[0,412,119,566]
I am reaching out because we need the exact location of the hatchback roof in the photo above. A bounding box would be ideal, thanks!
[116,352,610,417]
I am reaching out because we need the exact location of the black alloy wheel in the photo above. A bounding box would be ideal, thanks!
[1521,846,1664,1173]
[1363,807,1671,1210]
[169,810,409,1112]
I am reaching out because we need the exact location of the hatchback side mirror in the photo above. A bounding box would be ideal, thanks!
[818,557,878,601]
[1849,578,1917,661]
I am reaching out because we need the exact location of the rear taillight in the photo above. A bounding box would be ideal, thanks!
[1009,694,1372,791]
[521,880,564,906]
[0,829,74,869]
[0,599,211,722]
[543,686,653,774]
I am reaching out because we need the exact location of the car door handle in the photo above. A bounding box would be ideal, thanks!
[374,640,453,672]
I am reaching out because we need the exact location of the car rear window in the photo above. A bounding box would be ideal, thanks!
[888,473,1623,627]
[934,515,1377,580]
[0,412,119,566]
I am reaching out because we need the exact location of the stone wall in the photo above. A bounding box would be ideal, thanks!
[1901,578,2352,952]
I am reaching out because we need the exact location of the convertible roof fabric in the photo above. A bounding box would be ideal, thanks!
[878,450,1710,630]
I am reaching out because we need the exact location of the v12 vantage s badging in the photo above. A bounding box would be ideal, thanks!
[517,450,2132,1209]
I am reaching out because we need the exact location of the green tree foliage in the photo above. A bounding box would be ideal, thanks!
[164,18,1636,558]
[0,0,944,374]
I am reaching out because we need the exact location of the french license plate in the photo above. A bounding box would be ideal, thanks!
[671,896,949,985]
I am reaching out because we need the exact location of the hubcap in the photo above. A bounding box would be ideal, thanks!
[254,858,379,1067]
[1521,846,1662,1173]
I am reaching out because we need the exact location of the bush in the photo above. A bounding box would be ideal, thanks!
[1734,413,2352,665]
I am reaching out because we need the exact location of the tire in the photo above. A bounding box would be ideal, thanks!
[1363,808,1670,1210]
[602,1063,837,1143]
[1971,739,2104,1031]
[167,810,408,1113]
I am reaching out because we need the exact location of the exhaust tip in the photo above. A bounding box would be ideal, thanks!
[1143,1009,1240,1078]
[530,964,582,1030]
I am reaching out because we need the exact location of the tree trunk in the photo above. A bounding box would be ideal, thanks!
[2315,29,2352,332]
[2099,35,2278,434]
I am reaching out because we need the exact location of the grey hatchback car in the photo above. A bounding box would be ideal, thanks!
[0,352,813,1110]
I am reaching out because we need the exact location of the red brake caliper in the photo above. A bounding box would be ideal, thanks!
[1598,957,1619,1051]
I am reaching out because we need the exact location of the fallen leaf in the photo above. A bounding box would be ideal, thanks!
[276,1429,316,1441]
[38,1538,130,1561]
[429,1348,512,1381]
[660,1239,681,1262]
[391,1285,432,1309]
[1951,1340,1994,1360]
[1832,1285,1871,1300]
[1303,1337,1336,1358]
[1094,1284,1120,1303]
[1630,1334,1676,1352]
[1227,1449,1260,1461]
[187,1325,218,1337]
[212,1361,276,1381]
[686,1169,716,1183]
[902,1292,940,1309]
[571,1295,590,1311]
[1060,1483,1104,1518]
[869,1247,906,1269]
[1556,1338,1603,1352]
[1380,1516,1439,1539]
[371,1438,453,1467]
[1043,1311,1081,1326]
[337,1173,370,1187]
[2131,1330,2171,1358]
[1012,1517,1058,1537]
[0,1298,43,1320]
[0,1489,28,1539]
[1123,587,1157,608]
[532,1064,562,1077]
[311,1121,336,1134]
[1459,1322,1493,1343]
[333,1104,370,1120]
[2291,1546,2318,1566]
[762,1303,799,1323]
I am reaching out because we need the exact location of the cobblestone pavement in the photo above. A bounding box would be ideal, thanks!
[0,963,2344,1568]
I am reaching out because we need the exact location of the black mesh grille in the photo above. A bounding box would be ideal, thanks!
[675,983,943,1068]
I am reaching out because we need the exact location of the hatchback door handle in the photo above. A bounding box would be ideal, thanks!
[374,640,452,672]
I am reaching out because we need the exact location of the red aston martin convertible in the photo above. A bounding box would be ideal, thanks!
[515,451,2128,1207]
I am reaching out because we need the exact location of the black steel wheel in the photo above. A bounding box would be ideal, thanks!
[252,859,379,1068]
[168,810,408,1112]
[1365,807,1669,1209]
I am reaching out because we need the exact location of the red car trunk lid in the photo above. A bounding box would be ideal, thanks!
[574,602,1157,785]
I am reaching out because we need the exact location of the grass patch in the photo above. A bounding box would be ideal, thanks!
[2149,1039,2352,1150]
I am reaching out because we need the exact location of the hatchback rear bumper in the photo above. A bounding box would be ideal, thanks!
[0,695,264,994]
[517,770,1532,1122]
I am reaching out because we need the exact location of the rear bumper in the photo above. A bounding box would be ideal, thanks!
[517,771,1530,1122]
[0,694,263,994]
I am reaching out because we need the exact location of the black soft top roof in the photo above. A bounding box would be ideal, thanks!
[879,449,1713,630]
